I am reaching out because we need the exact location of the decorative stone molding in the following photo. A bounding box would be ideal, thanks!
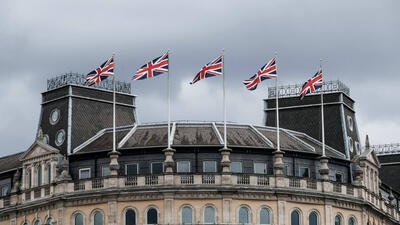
[319,156,330,181]
[273,150,284,176]
[163,148,176,174]
[108,151,121,176]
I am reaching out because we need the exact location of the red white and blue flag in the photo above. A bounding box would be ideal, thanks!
[243,57,277,91]
[85,56,114,86]
[299,68,323,100]
[133,52,169,80]
[190,56,223,85]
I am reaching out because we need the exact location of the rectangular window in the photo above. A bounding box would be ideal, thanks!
[335,172,343,183]
[254,162,267,174]
[79,168,91,179]
[299,167,310,178]
[102,166,110,177]
[230,162,242,173]
[47,166,51,184]
[203,161,217,173]
[125,164,139,175]
[1,186,8,196]
[151,162,164,174]
[177,161,191,173]
[283,164,289,176]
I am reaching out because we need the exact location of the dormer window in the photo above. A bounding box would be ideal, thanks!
[79,168,91,179]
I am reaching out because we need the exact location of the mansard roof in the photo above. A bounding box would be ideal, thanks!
[72,121,347,160]
[0,152,24,174]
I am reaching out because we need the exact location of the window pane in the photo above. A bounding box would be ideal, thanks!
[283,165,288,176]
[177,161,191,173]
[260,208,270,224]
[38,165,42,186]
[348,218,354,225]
[46,218,54,225]
[28,171,32,188]
[34,220,41,225]
[231,162,242,173]
[239,207,249,224]
[334,215,341,225]
[94,211,103,225]
[335,173,343,183]
[254,163,267,174]
[203,161,216,173]
[299,168,309,177]
[48,167,51,184]
[126,209,136,225]
[126,164,138,175]
[80,169,91,179]
[182,206,193,224]
[1,186,9,196]
[151,163,163,174]
[75,213,84,225]
[309,212,318,225]
[291,210,299,225]
[102,166,110,177]
[147,208,158,224]
[204,206,215,224]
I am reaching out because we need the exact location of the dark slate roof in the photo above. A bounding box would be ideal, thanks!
[72,121,347,160]
[0,152,24,174]
[379,164,400,193]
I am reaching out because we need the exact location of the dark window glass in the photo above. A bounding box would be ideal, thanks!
[335,173,343,183]
[334,215,341,225]
[204,206,215,223]
[34,220,41,225]
[291,210,300,225]
[348,217,355,225]
[203,161,216,173]
[102,166,110,177]
[28,171,32,188]
[309,211,318,225]
[177,161,191,173]
[299,167,309,178]
[75,213,84,225]
[231,162,243,173]
[38,165,42,186]
[94,211,103,225]
[126,164,138,175]
[283,165,288,176]
[181,206,193,224]
[151,163,163,174]
[147,208,158,224]
[260,208,270,224]
[254,163,267,174]
[125,209,136,225]
[79,168,91,179]
[46,217,54,225]
[48,166,51,184]
[239,207,249,224]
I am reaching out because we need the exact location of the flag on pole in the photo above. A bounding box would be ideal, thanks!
[243,57,277,91]
[299,68,323,100]
[190,56,223,85]
[133,52,169,80]
[85,56,114,86]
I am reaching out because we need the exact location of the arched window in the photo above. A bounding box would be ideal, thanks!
[93,211,103,225]
[238,207,249,224]
[34,220,41,225]
[125,209,136,225]
[45,217,54,225]
[259,207,270,224]
[291,210,300,225]
[348,217,355,225]
[334,215,342,225]
[181,206,193,224]
[38,165,42,186]
[309,211,318,225]
[147,208,158,224]
[74,213,84,225]
[204,206,215,224]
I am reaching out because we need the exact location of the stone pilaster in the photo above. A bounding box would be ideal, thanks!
[222,197,232,224]
[108,199,118,225]
[163,193,174,224]
[324,204,332,225]
[219,147,232,185]
[277,200,286,225]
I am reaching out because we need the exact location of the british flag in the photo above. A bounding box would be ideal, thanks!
[243,57,277,91]
[133,52,169,80]
[190,56,223,85]
[85,56,114,86]
[299,68,323,100]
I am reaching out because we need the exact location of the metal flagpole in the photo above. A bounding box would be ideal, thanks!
[112,53,116,153]
[167,50,171,149]
[320,59,325,157]
[222,49,227,149]
[275,52,280,152]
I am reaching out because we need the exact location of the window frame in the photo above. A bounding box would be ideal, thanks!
[180,205,194,224]
[124,207,137,225]
[1,185,9,196]
[125,163,139,176]
[259,207,271,225]
[254,162,267,174]
[290,209,301,225]
[308,211,319,225]
[203,205,216,224]
[151,162,164,174]
[79,168,91,180]
[177,161,191,173]
[299,167,310,178]
[146,207,159,224]
[283,164,289,176]
[101,166,110,177]
[335,172,344,183]
[92,210,104,225]
[230,161,243,173]
[203,161,217,173]
[238,206,250,224]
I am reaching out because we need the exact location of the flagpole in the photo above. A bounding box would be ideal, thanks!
[112,53,116,153]
[167,50,171,149]
[222,49,227,149]
[274,52,281,153]
[320,59,325,157]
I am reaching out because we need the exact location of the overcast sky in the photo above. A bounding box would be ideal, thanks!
[0,0,399,157]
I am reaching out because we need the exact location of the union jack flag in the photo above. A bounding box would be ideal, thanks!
[299,68,323,100]
[243,57,277,91]
[85,56,114,86]
[190,56,223,85]
[133,52,169,80]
